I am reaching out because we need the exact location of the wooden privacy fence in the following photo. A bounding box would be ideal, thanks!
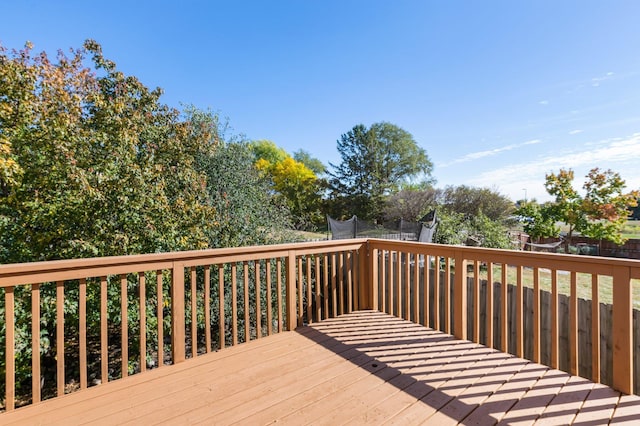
[367,239,640,396]
[0,239,366,412]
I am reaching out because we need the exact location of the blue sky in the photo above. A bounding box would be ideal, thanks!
[3,0,640,202]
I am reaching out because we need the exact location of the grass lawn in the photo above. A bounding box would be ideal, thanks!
[621,219,640,239]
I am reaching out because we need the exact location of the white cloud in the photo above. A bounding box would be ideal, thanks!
[591,71,615,87]
[539,100,549,105]
[467,133,640,200]
[569,129,583,135]
[440,139,541,167]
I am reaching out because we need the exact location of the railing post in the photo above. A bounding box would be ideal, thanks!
[453,250,468,340]
[612,265,632,394]
[286,251,298,330]
[368,243,378,311]
[172,262,186,363]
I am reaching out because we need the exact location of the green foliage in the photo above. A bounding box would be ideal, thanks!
[544,168,637,245]
[514,201,560,240]
[293,149,326,175]
[0,41,296,403]
[249,140,288,165]
[434,209,511,249]
[252,142,323,231]
[440,185,514,221]
[328,122,433,220]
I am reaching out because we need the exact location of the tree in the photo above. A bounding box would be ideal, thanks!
[383,185,439,221]
[293,149,326,175]
[514,200,560,241]
[250,139,288,165]
[328,122,433,220]
[439,185,514,221]
[545,168,637,246]
[252,143,323,230]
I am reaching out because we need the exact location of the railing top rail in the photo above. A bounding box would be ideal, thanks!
[367,238,640,272]
[0,239,368,287]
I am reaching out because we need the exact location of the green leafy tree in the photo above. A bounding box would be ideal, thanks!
[514,200,560,241]
[250,140,288,165]
[439,185,514,221]
[328,122,433,220]
[254,149,322,231]
[293,149,326,175]
[545,168,637,246]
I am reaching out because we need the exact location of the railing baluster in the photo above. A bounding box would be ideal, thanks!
[413,253,419,324]
[5,286,15,411]
[473,260,480,343]
[380,250,386,313]
[277,258,283,332]
[516,266,523,358]
[32,283,41,403]
[57,280,65,396]
[570,271,578,375]
[396,251,401,318]
[533,267,540,363]
[140,272,147,370]
[501,264,508,353]
[101,276,108,382]
[255,262,262,338]
[79,278,87,388]
[266,261,273,336]
[346,252,352,314]
[433,256,440,331]
[171,263,186,363]
[231,263,238,345]
[323,254,329,319]
[306,256,313,322]
[244,261,251,341]
[404,252,410,320]
[424,255,430,328]
[297,257,303,326]
[218,265,225,348]
[121,274,128,377]
[486,263,494,349]
[331,253,337,318]
[157,270,164,364]
[591,274,600,382]
[204,266,211,352]
[339,253,344,316]
[444,257,451,334]
[190,267,197,356]
[389,251,394,316]
[315,257,321,321]
[551,269,558,369]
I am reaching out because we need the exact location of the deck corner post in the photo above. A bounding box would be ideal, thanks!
[612,265,632,394]
[286,250,298,330]
[171,262,186,363]
[453,250,468,340]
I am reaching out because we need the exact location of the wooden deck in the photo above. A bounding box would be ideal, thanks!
[2,310,639,425]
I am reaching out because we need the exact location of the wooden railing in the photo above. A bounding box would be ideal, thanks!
[1,238,639,412]
[366,239,640,396]
[0,239,366,411]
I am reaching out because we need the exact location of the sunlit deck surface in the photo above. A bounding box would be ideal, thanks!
[3,310,640,425]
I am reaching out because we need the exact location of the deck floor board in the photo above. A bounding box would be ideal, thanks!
[2,310,639,425]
